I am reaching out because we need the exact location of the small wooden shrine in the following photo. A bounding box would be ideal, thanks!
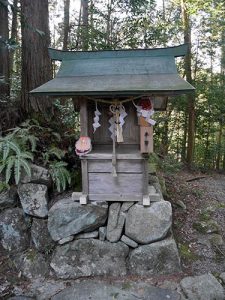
[31,44,194,205]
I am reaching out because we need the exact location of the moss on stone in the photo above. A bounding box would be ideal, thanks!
[178,243,198,261]
[193,220,219,234]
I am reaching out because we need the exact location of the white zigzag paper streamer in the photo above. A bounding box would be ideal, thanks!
[93,101,101,132]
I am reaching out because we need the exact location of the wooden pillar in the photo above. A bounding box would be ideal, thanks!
[80,97,88,136]
[80,97,88,204]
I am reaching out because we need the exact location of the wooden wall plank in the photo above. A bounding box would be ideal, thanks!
[89,173,143,195]
[88,159,143,173]
[89,194,141,201]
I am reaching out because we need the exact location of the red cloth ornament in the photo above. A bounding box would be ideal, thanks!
[139,98,153,110]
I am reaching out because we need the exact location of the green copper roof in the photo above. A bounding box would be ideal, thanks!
[31,44,195,96]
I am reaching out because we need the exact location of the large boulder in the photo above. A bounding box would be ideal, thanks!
[180,273,224,300]
[48,199,108,241]
[0,187,18,210]
[13,249,49,279]
[18,183,48,218]
[20,164,52,187]
[128,237,181,275]
[107,202,134,243]
[0,208,29,252]
[51,281,181,300]
[50,239,129,279]
[125,202,172,244]
[106,203,124,242]
[31,219,54,253]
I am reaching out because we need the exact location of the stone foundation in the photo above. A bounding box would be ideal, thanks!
[48,198,180,279]
[0,164,181,280]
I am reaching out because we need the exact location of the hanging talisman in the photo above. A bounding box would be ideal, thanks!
[109,103,127,143]
[134,97,156,126]
[92,101,101,132]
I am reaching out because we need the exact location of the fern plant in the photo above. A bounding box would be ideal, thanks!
[42,146,65,164]
[0,135,34,184]
[1,119,72,192]
[49,161,71,192]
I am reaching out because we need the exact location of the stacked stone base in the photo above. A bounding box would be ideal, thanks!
[48,197,180,279]
[0,164,181,280]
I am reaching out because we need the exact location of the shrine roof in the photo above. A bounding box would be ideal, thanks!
[30,44,195,96]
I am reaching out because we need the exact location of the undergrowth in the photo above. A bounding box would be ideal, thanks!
[0,117,80,192]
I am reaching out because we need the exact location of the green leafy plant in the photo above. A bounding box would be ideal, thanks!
[0,181,9,193]
[0,119,74,192]
[42,146,65,164]
[0,133,34,184]
[49,161,71,192]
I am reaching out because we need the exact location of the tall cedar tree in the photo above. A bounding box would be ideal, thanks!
[9,0,18,78]
[63,0,70,50]
[0,0,10,97]
[81,0,89,50]
[181,0,195,167]
[20,0,53,116]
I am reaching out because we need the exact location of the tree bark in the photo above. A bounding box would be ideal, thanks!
[0,0,10,97]
[221,28,225,170]
[20,0,53,116]
[63,0,70,50]
[216,121,222,170]
[106,0,113,48]
[81,0,89,50]
[181,0,195,167]
[9,0,18,78]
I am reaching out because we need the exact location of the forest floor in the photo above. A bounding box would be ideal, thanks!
[1,169,225,298]
[166,169,225,276]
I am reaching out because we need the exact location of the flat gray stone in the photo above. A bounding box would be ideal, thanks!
[20,164,52,187]
[0,187,18,210]
[27,278,68,300]
[74,230,98,239]
[48,199,108,241]
[107,203,125,242]
[180,273,224,300]
[31,218,54,252]
[51,281,181,300]
[219,272,225,284]
[0,208,29,252]
[58,235,74,245]
[99,226,107,241]
[121,235,138,248]
[121,202,134,212]
[8,297,34,300]
[128,237,181,275]
[18,183,48,218]
[125,201,172,244]
[50,239,129,279]
[13,249,49,279]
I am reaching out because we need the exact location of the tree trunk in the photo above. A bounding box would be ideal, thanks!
[20,0,53,116]
[106,0,113,48]
[9,0,18,79]
[63,0,70,50]
[181,110,188,161]
[221,28,225,171]
[216,121,222,170]
[81,0,89,50]
[181,0,195,167]
[0,0,10,97]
